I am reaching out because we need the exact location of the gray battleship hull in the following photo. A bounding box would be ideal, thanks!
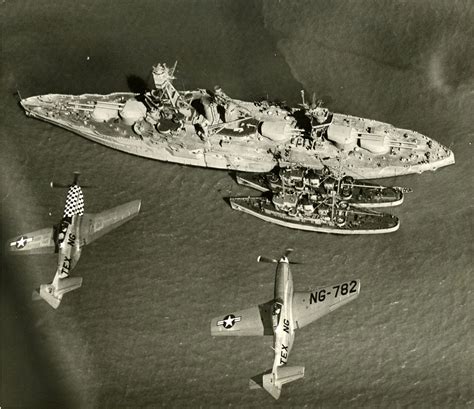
[21,87,455,178]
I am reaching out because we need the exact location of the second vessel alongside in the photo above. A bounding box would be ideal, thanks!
[235,166,408,208]
[229,193,400,235]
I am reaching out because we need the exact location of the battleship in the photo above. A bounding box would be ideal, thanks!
[235,166,408,208]
[20,63,454,178]
[229,193,400,234]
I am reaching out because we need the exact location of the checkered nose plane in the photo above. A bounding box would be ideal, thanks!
[63,185,85,218]
[6,172,141,309]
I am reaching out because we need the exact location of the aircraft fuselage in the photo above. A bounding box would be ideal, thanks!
[272,259,295,372]
[53,214,82,286]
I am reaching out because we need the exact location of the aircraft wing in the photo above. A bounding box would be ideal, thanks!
[211,301,274,336]
[293,280,360,330]
[79,200,141,246]
[6,228,55,255]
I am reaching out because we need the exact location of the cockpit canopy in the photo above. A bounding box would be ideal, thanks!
[272,300,283,329]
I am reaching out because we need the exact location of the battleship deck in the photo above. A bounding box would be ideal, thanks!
[21,80,455,179]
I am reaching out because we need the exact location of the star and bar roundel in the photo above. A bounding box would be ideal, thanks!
[10,235,32,249]
[217,314,242,329]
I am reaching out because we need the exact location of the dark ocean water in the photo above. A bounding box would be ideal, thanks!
[1,1,473,408]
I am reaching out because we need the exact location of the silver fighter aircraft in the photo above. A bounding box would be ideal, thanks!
[7,172,141,309]
[210,249,360,399]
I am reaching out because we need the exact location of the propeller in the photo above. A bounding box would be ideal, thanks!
[257,256,278,264]
[50,181,70,188]
[257,248,301,264]
[50,172,93,188]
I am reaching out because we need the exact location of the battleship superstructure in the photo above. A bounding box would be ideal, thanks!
[21,63,454,178]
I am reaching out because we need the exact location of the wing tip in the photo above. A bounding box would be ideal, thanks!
[130,199,142,215]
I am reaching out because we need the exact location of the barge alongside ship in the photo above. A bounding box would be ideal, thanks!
[235,166,408,208]
[229,194,400,235]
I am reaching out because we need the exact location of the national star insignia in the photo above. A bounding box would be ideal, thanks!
[10,236,32,249]
[217,314,242,329]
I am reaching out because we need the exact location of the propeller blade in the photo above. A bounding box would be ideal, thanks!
[50,182,93,189]
[50,172,90,189]
[257,256,277,264]
[50,181,70,188]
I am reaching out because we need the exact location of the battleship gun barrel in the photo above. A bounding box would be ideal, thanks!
[312,123,330,129]
[210,116,254,134]
[67,101,124,109]
[341,183,387,189]
[354,133,418,146]
[68,102,123,111]
[71,107,94,112]
[387,140,418,147]
[94,101,125,107]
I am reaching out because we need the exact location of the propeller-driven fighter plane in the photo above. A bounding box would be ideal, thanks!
[211,249,360,399]
[7,172,141,309]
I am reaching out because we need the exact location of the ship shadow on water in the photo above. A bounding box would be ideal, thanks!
[126,75,150,95]
[227,171,240,185]
[222,196,232,208]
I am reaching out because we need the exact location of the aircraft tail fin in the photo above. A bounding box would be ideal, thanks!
[33,277,83,309]
[249,366,304,400]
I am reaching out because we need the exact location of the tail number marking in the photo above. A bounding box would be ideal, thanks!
[310,281,358,304]
[283,319,290,333]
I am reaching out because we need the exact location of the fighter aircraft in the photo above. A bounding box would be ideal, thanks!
[210,249,360,399]
[6,172,141,309]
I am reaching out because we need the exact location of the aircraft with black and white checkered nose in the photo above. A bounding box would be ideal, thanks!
[210,249,360,399]
[7,172,141,309]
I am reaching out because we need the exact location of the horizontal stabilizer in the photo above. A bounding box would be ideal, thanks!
[33,277,83,309]
[275,365,305,386]
[250,366,304,400]
[57,276,83,293]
